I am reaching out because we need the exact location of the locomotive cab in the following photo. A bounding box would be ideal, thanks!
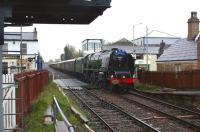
[109,49,134,77]
[107,49,137,91]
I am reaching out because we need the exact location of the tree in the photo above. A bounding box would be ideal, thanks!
[64,44,76,60]
[74,49,83,58]
[48,59,54,63]
[60,54,65,61]
[62,44,83,60]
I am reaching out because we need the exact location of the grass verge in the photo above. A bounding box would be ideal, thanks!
[24,82,87,132]
[134,81,160,92]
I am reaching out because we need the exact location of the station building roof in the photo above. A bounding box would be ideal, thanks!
[2,0,111,25]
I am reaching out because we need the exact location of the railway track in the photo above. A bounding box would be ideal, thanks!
[65,88,159,132]
[126,91,200,131]
[91,89,196,132]
[52,68,200,131]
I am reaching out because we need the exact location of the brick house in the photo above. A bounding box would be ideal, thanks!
[157,12,200,72]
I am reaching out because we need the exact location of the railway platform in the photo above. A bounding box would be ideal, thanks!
[54,79,87,90]
[157,90,200,95]
[134,88,200,113]
[148,89,200,96]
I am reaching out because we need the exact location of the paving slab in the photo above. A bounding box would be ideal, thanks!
[152,90,200,96]
[54,79,88,90]
[61,79,88,87]
[55,121,69,132]
[170,91,200,95]
[54,79,66,87]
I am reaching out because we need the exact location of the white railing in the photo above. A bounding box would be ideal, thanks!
[2,74,16,130]
[3,74,14,84]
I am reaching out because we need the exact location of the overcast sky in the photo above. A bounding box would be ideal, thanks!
[4,0,200,61]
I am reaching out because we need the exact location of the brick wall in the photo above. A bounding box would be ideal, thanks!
[157,60,198,72]
[197,37,200,69]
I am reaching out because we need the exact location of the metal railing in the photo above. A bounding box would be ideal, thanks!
[52,96,74,132]
[3,84,17,131]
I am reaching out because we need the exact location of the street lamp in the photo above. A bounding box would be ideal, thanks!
[133,23,142,78]
[146,26,149,71]
[133,23,142,58]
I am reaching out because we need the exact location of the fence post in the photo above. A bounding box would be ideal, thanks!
[27,74,35,107]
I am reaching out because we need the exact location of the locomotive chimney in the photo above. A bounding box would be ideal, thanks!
[187,11,199,40]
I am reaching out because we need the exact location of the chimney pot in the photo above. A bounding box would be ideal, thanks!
[33,27,37,40]
[187,11,199,40]
[191,11,197,18]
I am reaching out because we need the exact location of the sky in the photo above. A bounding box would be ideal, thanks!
[4,0,200,61]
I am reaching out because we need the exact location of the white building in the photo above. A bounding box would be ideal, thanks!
[132,31,180,71]
[102,37,180,71]
[82,39,104,54]
[3,28,38,74]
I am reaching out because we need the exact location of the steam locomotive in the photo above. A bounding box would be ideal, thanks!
[50,48,137,92]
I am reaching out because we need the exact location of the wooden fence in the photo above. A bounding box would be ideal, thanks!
[137,70,200,89]
[14,70,49,125]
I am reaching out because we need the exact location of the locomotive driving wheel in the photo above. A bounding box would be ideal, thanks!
[106,85,113,92]
[98,80,106,90]
[90,73,97,85]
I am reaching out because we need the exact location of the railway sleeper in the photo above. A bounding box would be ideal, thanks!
[107,120,133,125]
[97,114,126,119]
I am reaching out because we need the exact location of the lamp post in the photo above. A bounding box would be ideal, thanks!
[133,23,142,58]
[146,26,149,71]
[133,23,142,78]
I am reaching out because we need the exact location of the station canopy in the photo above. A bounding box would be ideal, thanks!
[2,0,111,25]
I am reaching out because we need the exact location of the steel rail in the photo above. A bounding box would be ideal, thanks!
[52,96,74,132]
[57,74,156,131]
[66,87,116,132]
[129,91,200,116]
[121,95,200,131]
[85,89,159,132]
[127,92,200,130]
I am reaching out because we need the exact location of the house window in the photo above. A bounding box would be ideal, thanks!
[3,62,8,74]
[175,64,181,72]
[3,43,8,54]
[21,43,27,54]
[165,64,170,71]
[136,54,143,59]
